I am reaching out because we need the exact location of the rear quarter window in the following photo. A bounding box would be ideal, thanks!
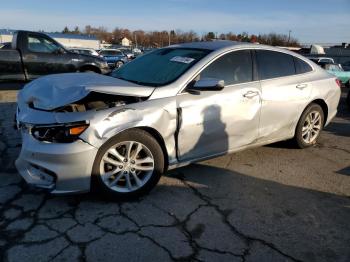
[256,50,296,80]
[294,57,313,74]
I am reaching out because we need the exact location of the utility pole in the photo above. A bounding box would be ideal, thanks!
[168,31,171,46]
[288,30,292,44]
[134,32,137,48]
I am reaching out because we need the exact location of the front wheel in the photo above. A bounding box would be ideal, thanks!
[293,103,324,148]
[91,129,164,200]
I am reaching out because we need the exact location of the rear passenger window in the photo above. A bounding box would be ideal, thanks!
[256,50,295,80]
[200,50,253,85]
[294,57,313,74]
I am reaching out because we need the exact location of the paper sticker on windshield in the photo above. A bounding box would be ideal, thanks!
[170,56,195,64]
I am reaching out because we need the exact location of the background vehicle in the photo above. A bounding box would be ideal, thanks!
[308,57,335,64]
[318,62,350,87]
[117,47,135,60]
[132,48,142,56]
[69,48,101,57]
[99,49,129,69]
[15,42,341,199]
[0,30,110,81]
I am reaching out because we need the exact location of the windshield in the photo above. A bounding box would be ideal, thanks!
[100,50,123,56]
[111,48,211,86]
[328,64,343,71]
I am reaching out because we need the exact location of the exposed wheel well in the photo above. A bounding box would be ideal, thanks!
[310,99,328,125]
[133,127,169,172]
[79,65,101,74]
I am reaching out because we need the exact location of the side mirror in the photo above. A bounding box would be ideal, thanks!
[54,48,66,55]
[191,78,225,91]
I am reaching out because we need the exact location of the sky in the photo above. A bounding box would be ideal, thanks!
[0,0,349,44]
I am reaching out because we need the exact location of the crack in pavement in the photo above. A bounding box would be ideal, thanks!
[178,172,304,262]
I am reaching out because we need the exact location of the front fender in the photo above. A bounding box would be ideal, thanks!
[79,97,178,163]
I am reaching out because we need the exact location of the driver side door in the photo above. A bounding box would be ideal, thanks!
[22,33,75,79]
[176,49,261,161]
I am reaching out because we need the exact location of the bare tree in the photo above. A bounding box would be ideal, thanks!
[61,26,300,47]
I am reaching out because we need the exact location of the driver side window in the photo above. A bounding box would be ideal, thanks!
[199,50,253,86]
[28,35,61,53]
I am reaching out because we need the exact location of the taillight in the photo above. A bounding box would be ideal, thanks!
[335,79,341,88]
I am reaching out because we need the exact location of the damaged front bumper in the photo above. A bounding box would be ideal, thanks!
[15,132,98,194]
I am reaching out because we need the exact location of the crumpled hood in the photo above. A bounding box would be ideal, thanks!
[18,73,154,110]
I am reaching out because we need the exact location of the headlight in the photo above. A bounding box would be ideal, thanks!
[31,122,89,143]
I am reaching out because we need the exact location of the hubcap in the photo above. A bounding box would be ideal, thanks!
[302,111,322,144]
[99,141,154,193]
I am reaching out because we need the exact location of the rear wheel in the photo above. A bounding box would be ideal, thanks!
[293,103,324,148]
[92,129,164,200]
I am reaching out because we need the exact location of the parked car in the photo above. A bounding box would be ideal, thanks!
[99,49,129,69]
[117,47,135,60]
[15,41,340,199]
[0,31,110,81]
[133,48,142,55]
[69,48,101,57]
[308,57,335,64]
[318,62,350,87]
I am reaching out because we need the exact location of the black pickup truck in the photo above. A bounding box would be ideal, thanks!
[0,31,110,81]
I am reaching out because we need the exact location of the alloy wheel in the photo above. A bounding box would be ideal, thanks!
[99,141,155,193]
[301,110,322,144]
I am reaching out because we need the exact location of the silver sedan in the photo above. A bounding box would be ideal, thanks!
[15,41,341,199]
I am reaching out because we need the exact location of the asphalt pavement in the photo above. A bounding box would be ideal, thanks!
[0,86,349,262]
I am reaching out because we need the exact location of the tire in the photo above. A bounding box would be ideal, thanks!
[91,129,164,200]
[115,61,124,69]
[81,67,100,73]
[293,103,324,149]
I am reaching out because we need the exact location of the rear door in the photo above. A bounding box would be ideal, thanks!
[0,50,25,81]
[21,33,75,79]
[256,50,313,142]
[177,50,261,161]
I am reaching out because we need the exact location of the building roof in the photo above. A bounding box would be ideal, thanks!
[0,29,16,35]
[47,33,98,40]
[0,29,97,40]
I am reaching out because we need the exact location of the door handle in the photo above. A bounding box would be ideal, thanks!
[243,91,259,98]
[296,84,308,90]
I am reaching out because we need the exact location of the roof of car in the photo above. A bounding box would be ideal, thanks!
[169,40,253,51]
[70,48,94,51]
